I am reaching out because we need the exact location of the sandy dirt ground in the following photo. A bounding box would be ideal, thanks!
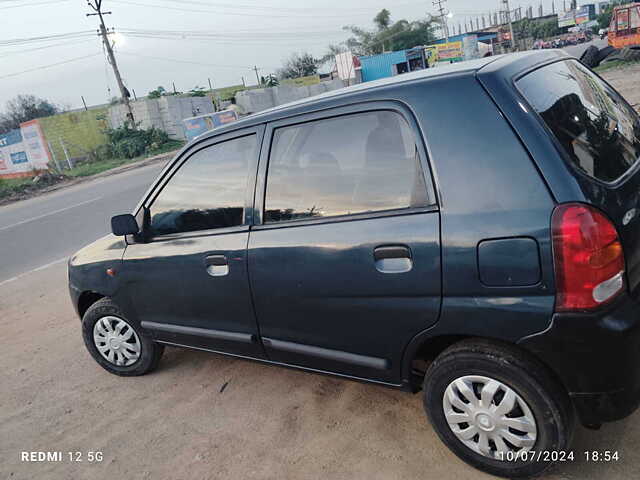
[2,262,640,480]
[3,63,640,480]
[601,63,640,111]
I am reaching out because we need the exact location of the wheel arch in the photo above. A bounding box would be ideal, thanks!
[402,331,570,398]
[77,291,106,319]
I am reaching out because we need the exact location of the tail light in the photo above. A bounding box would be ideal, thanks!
[552,203,625,312]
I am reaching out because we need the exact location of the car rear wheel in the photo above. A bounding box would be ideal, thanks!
[423,339,574,478]
[82,297,164,376]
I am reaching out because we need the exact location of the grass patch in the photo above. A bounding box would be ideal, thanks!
[66,140,183,178]
[0,140,184,202]
[0,176,35,198]
[595,59,640,72]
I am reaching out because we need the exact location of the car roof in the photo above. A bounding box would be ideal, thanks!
[195,49,570,142]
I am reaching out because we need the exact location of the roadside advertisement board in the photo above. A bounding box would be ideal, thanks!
[559,6,592,27]
[0,120,51,178]
[435,41,464,62]
[183,110,238,141]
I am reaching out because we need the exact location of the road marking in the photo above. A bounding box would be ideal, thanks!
[0,196,103,232]
[0,257,68,287]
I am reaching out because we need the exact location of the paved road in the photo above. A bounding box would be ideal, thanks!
[0,163,164,285]
[563,37,608,58]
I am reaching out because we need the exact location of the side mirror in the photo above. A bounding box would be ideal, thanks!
[111,214,139,236]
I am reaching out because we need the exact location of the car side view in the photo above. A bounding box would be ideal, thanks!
[69,50,640,478]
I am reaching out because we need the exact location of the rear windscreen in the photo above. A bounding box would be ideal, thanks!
[517,60,640,183]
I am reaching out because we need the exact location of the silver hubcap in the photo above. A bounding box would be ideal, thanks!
[93,316,141,366]
[443,375,537,459]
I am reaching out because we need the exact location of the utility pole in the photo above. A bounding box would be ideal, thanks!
[87,1,134,126]
[432,0,449,44]
[253,66,261,86]
[502,0,516,52]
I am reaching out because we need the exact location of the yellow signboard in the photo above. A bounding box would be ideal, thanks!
[435,41,464,61]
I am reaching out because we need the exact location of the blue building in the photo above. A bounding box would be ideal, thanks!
[359,48,428,82]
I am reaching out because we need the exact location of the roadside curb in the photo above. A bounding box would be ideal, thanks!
[0,150,178,207]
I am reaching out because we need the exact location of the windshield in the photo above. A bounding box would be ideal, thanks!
[517,59,640,183]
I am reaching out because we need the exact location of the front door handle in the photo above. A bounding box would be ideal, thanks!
[204,255,229,277]
[373,245,412,274]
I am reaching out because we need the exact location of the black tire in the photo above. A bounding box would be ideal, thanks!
[620,47,640,62]
[82,297,164,376]
[580,45,600,68]
[423,339,574,479]
[597,46,618,63]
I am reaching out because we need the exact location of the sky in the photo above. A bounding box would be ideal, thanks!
[0,0,589,110]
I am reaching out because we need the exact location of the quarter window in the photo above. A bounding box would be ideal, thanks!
[149,134,257,235]
[264,111,430,223]
[517,60,640,183]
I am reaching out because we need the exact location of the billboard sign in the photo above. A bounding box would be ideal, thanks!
[435,41,464,61]
[559,6,592,27]
[0,129,23,148]
[0,120,50,178]
[10,151,28,164]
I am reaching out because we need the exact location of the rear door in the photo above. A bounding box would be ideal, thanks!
[517,59,640,296]
[248,103,441,384]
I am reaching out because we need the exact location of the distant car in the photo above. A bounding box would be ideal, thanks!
[69,51,640,479]
[599,27,609,39]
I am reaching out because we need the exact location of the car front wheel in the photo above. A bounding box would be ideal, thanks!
[82,297,164,376]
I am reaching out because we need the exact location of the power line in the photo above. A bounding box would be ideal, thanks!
[0,52,101,80]
[0,31,96,47]
[110,0,390,18]
[0,0,71,9]
[155,0,425,13]
[118,51,271,70]
[0,38,96,57]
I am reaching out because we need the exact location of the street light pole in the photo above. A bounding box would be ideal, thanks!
[433,0,449,44]
[503,0,516,52]
[87,0,135,126]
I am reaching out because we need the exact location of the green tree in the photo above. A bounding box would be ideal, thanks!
[343,9,437,56]
[320,43,348,66]
[147,86,166,99]
[597,1,628,30]
[260,74,279,87]
[374,8,392,30]
[0,94,59,134]
[277,52,320,79]
[188,86,207,97]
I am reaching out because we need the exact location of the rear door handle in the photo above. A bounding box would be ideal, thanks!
[204,255,229,277]
[373,245,412,274]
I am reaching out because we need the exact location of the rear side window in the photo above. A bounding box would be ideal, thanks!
[517,60,640,183]
[149,134,256,235]
[264,110,430,223]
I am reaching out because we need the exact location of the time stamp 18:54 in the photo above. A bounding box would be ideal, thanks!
[497,450,620,463]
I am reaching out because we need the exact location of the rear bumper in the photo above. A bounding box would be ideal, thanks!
[519,292,640,426]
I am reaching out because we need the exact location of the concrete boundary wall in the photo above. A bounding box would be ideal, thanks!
[236,79,345,114]
[108,96,215,140]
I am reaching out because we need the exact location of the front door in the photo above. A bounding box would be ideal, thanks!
[121,127,265,358]
[248,106,441,384]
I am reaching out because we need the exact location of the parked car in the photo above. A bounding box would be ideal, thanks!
[69,50,640,479]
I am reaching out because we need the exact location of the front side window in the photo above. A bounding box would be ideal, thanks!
[149,135,256,235]
[517,60,640,183]
[617,8,630,30]
[631,6,640,29]
[264,110,429,223]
